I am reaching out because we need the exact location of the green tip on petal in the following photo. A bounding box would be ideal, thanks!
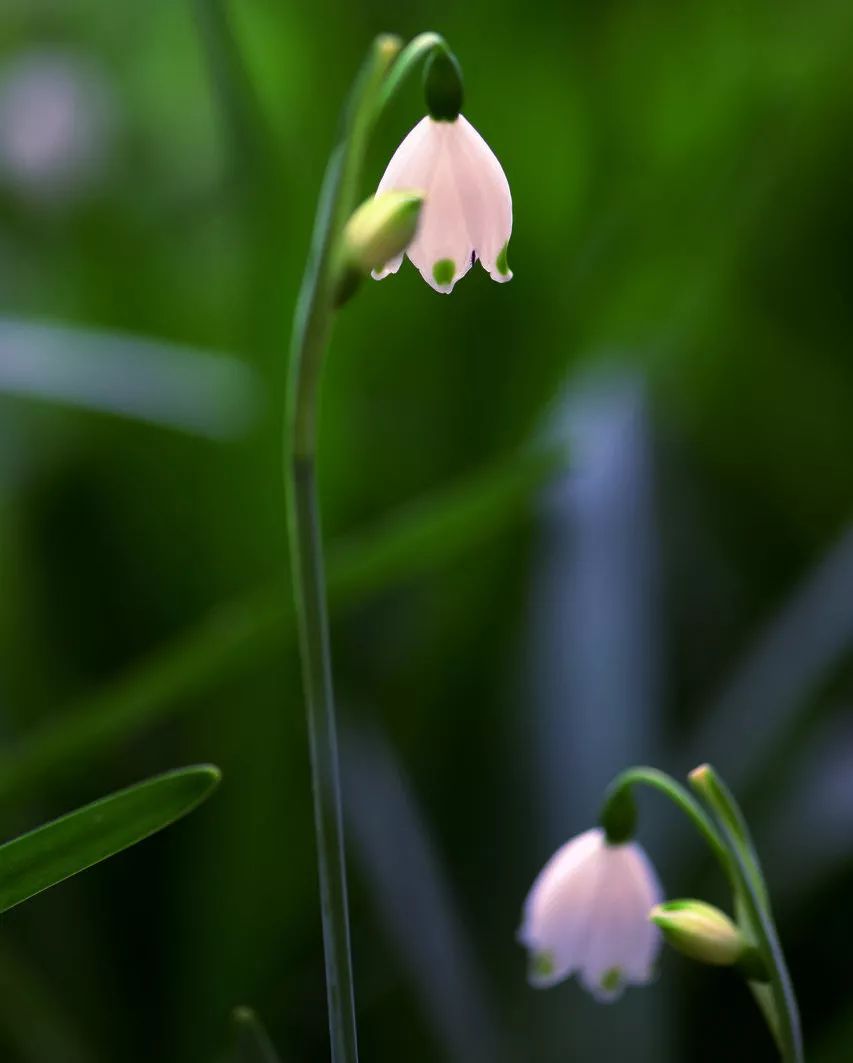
[600,967,622,994]
[530,951,555,980]
[496,241,511,277]
[432,258,455,287]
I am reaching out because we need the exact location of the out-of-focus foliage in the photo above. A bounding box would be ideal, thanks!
[0,1,851,1061]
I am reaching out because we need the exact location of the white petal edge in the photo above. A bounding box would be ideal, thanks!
[371,252,404,281]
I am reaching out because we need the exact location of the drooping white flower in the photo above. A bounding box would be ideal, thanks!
[518,828,663,1002]
[371,115,512,294]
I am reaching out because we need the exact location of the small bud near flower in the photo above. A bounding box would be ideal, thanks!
[336,191,424,304]
[650,900,746,967]
[343,191,424,274]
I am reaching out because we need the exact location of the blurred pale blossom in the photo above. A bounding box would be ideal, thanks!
[372,115,512,294]
[519,827,663,1001]
[0,49,115,203]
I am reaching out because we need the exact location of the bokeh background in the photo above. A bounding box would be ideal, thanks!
[1,1,852,1060]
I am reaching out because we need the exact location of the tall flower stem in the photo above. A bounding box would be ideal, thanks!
[285,37,396,1063]
[284,30,460,1063]
[601,765,803,1063]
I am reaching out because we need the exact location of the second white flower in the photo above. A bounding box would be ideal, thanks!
[519,828,663,1001]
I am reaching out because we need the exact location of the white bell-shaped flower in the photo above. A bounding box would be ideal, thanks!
[518,828,663,1002]
[371,115,512,294]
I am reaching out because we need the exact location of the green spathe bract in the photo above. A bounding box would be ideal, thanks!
[0,765,220,915]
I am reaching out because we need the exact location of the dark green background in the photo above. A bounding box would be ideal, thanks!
[1,1,852,1060]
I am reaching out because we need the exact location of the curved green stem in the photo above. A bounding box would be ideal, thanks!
[375,32,451,118]
[601,766,735,887]
[690,766,803,1063]
[289,35,399,458]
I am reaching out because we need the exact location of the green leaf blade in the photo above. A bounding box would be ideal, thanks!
[0,764,220,914]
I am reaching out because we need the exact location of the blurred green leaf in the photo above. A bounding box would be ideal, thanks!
[0,443,562,803]
[231,1007,281,1063]
[0,318,260,439]
[0,765,220,913]
[192,0,275,182]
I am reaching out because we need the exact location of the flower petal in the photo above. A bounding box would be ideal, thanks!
[405,122,476,293]
[375,116,435,195]
[452,115,513,282]
[371,118,436,281]
[578,843,662,999]
[618,844,664,982]
[371,252,404,281]
[519,828,604,986]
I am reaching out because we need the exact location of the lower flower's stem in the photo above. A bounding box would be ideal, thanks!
[602,765,803,1063]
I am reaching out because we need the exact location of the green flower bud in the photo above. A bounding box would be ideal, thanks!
[336,191,424,305]
[650,900,746,967]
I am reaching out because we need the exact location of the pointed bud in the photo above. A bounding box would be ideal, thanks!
[650,900,748,967]
[336,191,423,304]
